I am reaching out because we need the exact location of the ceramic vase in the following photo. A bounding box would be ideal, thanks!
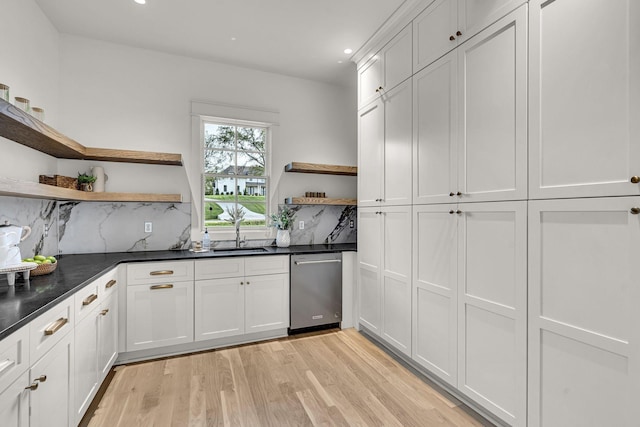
[276,229,291,248]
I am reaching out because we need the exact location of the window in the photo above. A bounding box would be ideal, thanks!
[202,121,268,229]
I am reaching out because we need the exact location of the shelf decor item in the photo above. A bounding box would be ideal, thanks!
[77,172,97,192]
[39,174,78,190]
[270,206,296,248]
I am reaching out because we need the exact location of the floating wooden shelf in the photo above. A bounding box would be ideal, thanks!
[284,162,357,176]
[284,197,356,206]
[0,98,183,166]
[0,176,182,203]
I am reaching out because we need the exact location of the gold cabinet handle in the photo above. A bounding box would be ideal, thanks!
[82,294,98,306]
[150,284,173,290]
[630,207,640,215]
[105,279,117,289]
[150,270,174,276]
[24,375,47,391]
[100,309,109,316]
[44,318,68,336]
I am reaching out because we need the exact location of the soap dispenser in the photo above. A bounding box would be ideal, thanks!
[202,228,211,251]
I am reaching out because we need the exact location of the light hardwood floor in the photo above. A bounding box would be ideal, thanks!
[85,329,491,426]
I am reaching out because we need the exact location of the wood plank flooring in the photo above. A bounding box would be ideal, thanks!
[85,329,492,427]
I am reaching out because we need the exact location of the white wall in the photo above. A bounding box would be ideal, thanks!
[56,35,357,239]
[0,0,60,182]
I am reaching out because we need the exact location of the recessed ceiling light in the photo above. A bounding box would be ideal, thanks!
[343,48,353,54]
[231,37,237,41]
[134,0,146,4]
[338,60,343,64]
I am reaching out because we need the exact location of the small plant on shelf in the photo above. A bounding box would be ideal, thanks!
[77,172,97,192]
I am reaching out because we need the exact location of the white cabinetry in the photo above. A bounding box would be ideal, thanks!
[0,327,30,427]
[126,261,194,352]
[358,24,412,108]
[414,6,527,205]
[358,206,412,356]
[529,0,640,200]
[528,197,640,427]
[195,256,289,341]
[412,201,527,426]
[74,268,119,423]
[413,0,525,72]
[358,78,413,207]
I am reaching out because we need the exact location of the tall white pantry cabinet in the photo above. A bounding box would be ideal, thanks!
[357,0,639,426]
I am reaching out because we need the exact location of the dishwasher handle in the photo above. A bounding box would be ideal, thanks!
[294,259,342,266]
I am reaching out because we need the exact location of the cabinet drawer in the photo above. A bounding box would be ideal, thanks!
[127,261,194,285]
[245,255,289,276]
[0,326,29,394]
[195,257,244,280]
[74,280,101,324]
[30,297,73,363]
[98,267,119,300]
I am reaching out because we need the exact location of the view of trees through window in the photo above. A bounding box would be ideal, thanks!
[203,122,267,228]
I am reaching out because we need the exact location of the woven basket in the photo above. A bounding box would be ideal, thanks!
[30,262,57,276]
[39,175,78,190]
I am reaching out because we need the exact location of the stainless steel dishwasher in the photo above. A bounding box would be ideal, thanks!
[290,253,342,332]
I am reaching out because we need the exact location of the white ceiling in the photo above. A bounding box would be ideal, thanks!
[35,0,408,85]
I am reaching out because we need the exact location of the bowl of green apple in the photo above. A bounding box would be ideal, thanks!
[23,254,57,276]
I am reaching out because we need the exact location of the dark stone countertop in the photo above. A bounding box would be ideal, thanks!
[0,243,356,341]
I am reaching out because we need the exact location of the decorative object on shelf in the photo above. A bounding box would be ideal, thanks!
[31,107,44,121]
[0,84,9,102]
[90,166,108,192]
[305,192,326,198]
[270,206,296,248]
[14,96,29,112]
[77,172,97,192]
[39,174,78,189]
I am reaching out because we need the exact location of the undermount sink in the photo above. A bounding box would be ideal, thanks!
[212,247,270,254]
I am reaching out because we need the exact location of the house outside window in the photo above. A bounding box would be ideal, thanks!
[203,121,268,228]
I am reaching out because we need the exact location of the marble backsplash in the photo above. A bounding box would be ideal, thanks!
[0,196,356,256]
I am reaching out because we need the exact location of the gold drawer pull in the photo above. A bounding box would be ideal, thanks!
[82,294,98,306]
[24,375,47,391]
[150,270,174,276]
[44,318,68,336]
[105,280,117,289]
[100,309,109,316]
[150,284,174,290]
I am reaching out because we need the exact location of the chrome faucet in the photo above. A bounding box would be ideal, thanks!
[235,219,245,248]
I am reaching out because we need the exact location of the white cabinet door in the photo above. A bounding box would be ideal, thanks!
[382,24,413,93]
[413,51,458,205]
[357,208,382,334]
[457,6,527,203]
[29,332,73,427]
[0,372,29,427]
[414,0,457,72]
[195,278,244,341]
[382,79,413,206]
[74,308,99,423]
[457,0,525,43]
[529,0,640,199]
[98,293,118,381]
[126,281,194,351]
[358,100,384,206]
[244,273,289,334]
[412,204,458,386]
[380,206,412,356]
[457,201,527,426]
[528,197,640,427]
[358,55,383,108]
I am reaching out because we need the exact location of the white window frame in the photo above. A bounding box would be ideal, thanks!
[191,101,279,242]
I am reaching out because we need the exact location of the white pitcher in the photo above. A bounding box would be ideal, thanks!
[91,166,108,192]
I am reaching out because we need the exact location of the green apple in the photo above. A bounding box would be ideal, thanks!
[23,258,34,263]
[46,256,57,264]
[42,259,52,264]
[34,255,46,261]
[34,260,43,264]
